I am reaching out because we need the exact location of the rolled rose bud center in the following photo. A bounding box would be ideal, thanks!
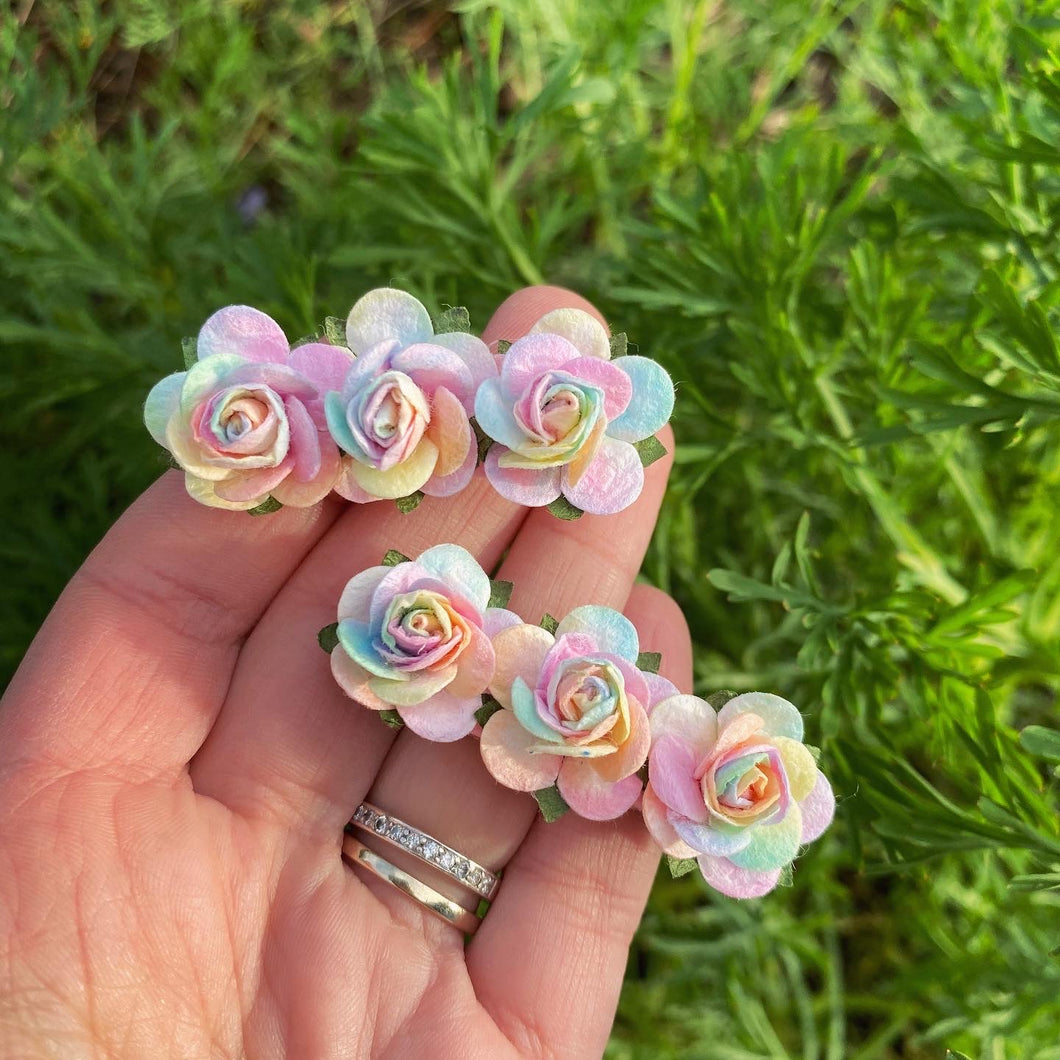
[543,659,629,750]
[702,747,786,824]
[377,590,469,671]
[514,373,592,445]
[351,370,429,470]
[204,385,284,457]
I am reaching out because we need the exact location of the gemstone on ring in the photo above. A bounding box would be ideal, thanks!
[349,801,500,900]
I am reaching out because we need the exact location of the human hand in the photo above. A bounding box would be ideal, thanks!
[0,286,691,1059]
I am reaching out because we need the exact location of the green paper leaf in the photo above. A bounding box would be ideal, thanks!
[323,315,346,346]
[609,332,628,358]
[706,690,738,710]
[395,491,424,514]
[495,339,512,354]
[636,650,662,674]
[247,496,283,516]
[777,863,795,888]
[633,435,667,468]
[540,613,559,634]
[433,305,471,334]
[533,784,570,822]
[546,495,584,520]
[317,622,339,653]
[667,856,697,878]
[806,743,822,763]
[379,709,405,730]
[181,336,197,369]
[382,549,411,566]
[475,695,503,727]
[488,578,513,610]
[472,419,493,465]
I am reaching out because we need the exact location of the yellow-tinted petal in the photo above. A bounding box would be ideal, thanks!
[772,736,817,801]
[351,437,438,499]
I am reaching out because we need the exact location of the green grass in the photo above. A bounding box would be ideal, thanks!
[3,1,1060,1055]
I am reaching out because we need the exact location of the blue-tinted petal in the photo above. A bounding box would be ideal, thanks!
[417,544,491,611]
[607,356,675,442]
[336,619,398,680]
[555,605,639,662]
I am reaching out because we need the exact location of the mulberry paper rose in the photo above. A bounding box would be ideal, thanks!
[144,306,352,509]
[642,692,835,898]
[479,606,678,820]
[326,289,497,502]
[330,545,513,741]
[474,308,675,515]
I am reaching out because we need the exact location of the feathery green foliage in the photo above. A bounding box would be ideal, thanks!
[2,1,1059,1055]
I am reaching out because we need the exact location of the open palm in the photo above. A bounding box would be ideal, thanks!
[0,286,691,1059]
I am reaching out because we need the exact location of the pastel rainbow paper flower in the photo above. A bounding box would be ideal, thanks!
[144,307,353,509]
[474,308,674,515]
[642,692,835,898]
[326,289,497,502]
[330,545,512,741]
[479,606,678,820]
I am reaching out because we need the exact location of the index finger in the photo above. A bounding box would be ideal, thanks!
[0,473,343,776]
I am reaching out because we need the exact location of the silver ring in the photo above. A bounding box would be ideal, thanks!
[349,802,500,900]
[342,836,482,935]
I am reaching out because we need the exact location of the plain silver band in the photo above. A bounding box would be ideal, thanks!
[349,801,500,900]
[342,836,483,935]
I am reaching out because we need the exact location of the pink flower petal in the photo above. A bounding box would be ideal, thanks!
[489,624,553,708]
[331,648,389,710]
[641,786,698,857]
[714,711,765,755]
[196,305,290,364]
[696,855,782,899]
[643,672,681,711]
[560,356,632,421]
[421,437,477,498]
[285,395,321,482]
[480,709,562,792]
[561,436,644,515]
[287,342,356,392]
[212,460,293,503]
[483,607,521,637]
[341,339,399,397]
[447,629,495,699]
[500,333,581,396]
[225,361,318,400]
[397,691,479,742]
[800,770,836,843]
[391,343,474,404]
[484,445,563,507]
[430,331,497,407]
[558,760,642,821]
[650,694,718,760]
[649,733,709,822]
